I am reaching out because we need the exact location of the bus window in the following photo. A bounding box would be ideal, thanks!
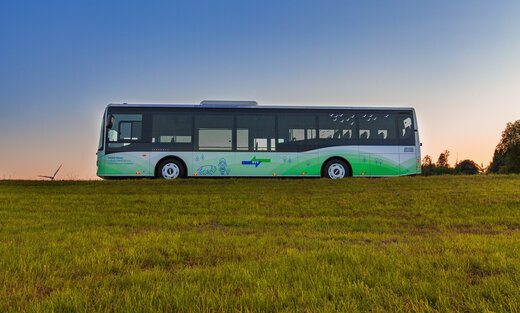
[151,113,192,143]
[278,115,316,143]
[236,115,276,151]
[237,129,249,151]
[119,121,142,140]
[358,113,396,144]
[318,113,357,142]
[398,114,415,145]
[107,114,143,148]
[195,115,233,150]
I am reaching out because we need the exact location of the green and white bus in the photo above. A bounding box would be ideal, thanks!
[97,101,421,179]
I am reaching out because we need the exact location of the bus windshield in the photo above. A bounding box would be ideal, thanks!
[98,114,104,151]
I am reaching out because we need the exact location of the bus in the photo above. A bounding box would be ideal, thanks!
[96,100,421,179]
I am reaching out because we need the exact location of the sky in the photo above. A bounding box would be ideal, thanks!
[1,0,519,179]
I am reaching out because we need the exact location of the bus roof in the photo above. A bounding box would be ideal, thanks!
[107,103,415,111]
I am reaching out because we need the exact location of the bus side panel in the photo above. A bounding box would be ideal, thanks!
[314,145,403,177]
[399,146,418,175]
[189,151,300,176]
[359,146,400,176]
[99,152,151,177]
[316,146,361,176]
[190,152,235,176]
[272,152,300,175]
[235,151,299,176]
[357,153,371,176]
[298,150,319,175]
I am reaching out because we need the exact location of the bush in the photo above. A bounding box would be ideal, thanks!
[455,159,480,175]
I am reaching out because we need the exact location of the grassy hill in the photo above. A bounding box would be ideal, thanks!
[1,176,519,312]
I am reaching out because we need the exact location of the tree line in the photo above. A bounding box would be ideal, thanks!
[422,120,520,175]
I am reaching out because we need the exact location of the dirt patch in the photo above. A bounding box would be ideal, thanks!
[466,263,503,285]
[35,285,54,301]
[453,224,498,235]
[408,224,441,236]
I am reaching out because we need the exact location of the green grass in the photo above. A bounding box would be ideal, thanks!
[1,176,520,312]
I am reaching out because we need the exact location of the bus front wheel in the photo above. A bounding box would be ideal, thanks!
[323,159,350,179]
[156,159,185,179]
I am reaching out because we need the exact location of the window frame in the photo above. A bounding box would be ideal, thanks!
[397,112,416,146]
[275,112,319,152]
[236,113,277,152]
[105,109,150,153]
[149,110,194,150]
[194,113,235,151]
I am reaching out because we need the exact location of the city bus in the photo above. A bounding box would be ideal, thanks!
[96,100,421,179]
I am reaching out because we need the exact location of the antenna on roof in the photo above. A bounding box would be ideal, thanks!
[200,100,258,106]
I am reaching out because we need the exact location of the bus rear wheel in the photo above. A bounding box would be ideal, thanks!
[323,159,350,179]
[156,159,185,179]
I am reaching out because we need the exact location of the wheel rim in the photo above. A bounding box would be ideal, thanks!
[161,163,180,179]
[328,163,346,179]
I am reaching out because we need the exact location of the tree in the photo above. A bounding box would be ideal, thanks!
[431,150,455,174]
[488,149,505,173]
[422,155,433,166]
[489,120,520,173]
[455,159,480,175]
[421,155,435,176]
[436,150,450,168]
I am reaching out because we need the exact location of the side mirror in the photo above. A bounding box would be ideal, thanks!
[106,114,114,129]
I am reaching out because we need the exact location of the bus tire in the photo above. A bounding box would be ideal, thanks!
[323,159,350,179]
[156,159,185,179]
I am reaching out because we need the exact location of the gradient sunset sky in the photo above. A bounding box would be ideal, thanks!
[1,0,519,179]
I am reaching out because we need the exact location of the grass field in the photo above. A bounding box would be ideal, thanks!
[1,176,519,312]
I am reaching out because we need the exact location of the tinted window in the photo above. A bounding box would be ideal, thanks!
[278,114,316,143]
[358,113,397,144]
[107,114,142,148]
[318,112,357,142]
[195,114,233,150]
[152,113,192,143]
[398,113,415,145]
[237,115,276,151]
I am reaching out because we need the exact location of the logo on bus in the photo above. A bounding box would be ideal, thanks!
[241,156,271,168]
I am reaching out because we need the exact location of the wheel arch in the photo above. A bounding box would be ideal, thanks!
[321,156,353,177]
[154,155,188,178]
